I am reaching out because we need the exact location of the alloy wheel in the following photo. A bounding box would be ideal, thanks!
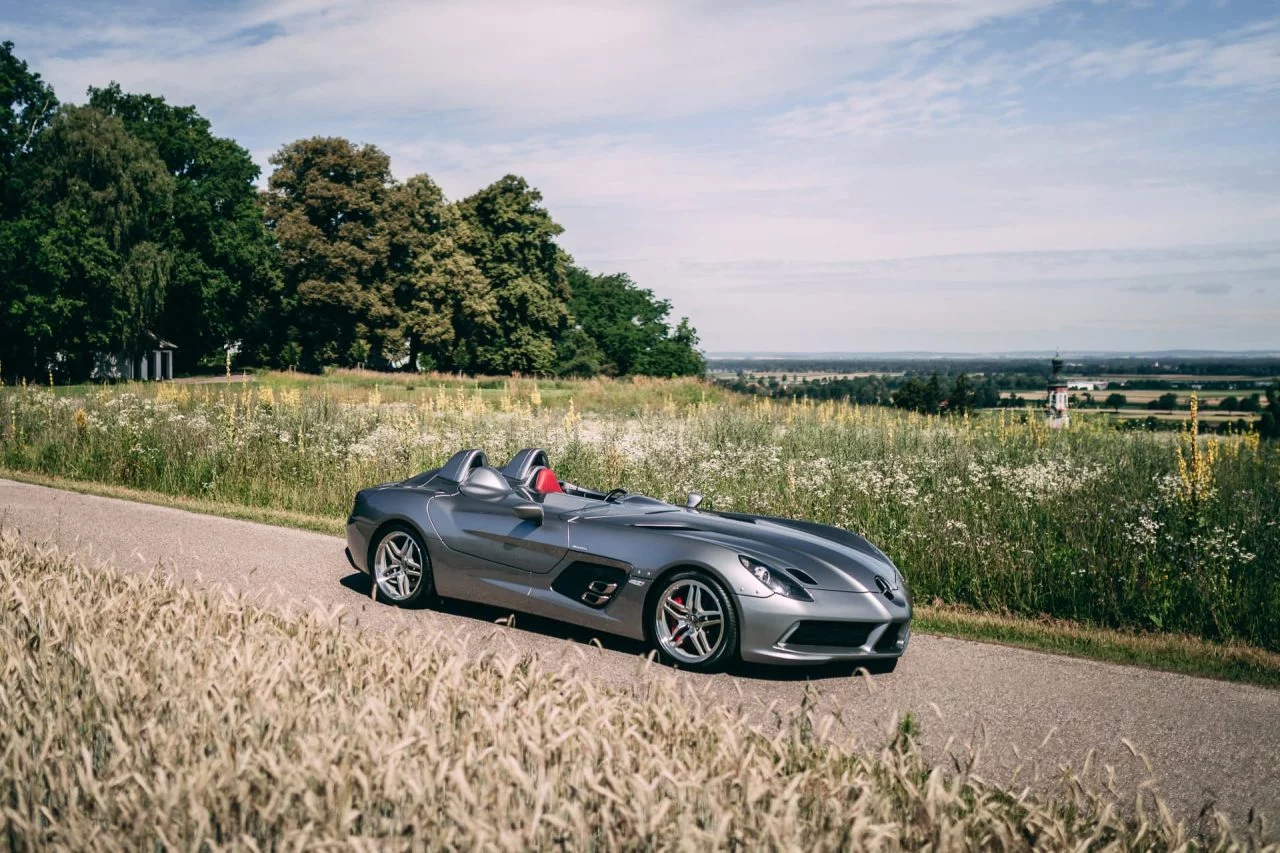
[373,531,424,601]
[655,578,725,665]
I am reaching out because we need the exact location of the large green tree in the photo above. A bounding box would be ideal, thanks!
[264,137,397,370]
[7,105,174,379]
[382,174,496,372]
[563,266,704,376]
[0,41,60,379]
[0,41,57,215]
[87,84,280,367]
[456,176,570,374]
[638,316,705,377]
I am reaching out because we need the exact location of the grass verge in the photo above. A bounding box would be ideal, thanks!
[914,605,1280,689]
[0,467,344,536]
[1,534,1269,850]
[4,467,1278,689]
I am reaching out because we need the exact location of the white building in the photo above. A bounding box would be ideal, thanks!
[92,332,177,381]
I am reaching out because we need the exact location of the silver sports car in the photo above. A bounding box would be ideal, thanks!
[345,448,911,672]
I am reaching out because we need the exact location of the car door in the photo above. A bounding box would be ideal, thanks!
[428,489,570,575]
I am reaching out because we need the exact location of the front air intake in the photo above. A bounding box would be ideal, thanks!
[874,623,909,653]
[784,621,875,648]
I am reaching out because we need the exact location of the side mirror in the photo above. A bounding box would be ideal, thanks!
[686,492,703,510]
[513,503,544,524]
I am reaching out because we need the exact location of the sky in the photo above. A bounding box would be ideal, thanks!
[5,0,1280,353]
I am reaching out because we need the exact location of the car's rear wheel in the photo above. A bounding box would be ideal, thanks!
[370,524,434,606]
[649,571,739,672]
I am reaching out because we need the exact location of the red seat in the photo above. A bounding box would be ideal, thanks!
[532,467,563,494]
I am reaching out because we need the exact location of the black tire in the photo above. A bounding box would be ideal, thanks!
[647,570,740,673]
[368,523,435,607]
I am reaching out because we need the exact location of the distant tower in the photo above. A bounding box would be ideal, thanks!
[1045,353,1069,429]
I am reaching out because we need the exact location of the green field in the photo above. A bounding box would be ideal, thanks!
[3,373,1277,660]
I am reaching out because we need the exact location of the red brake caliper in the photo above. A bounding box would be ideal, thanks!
[671,596,686,643]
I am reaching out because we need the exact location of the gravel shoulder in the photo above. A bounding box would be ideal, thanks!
[2,477,1276,827]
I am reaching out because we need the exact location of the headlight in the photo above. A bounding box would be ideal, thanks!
[739,555,813,601]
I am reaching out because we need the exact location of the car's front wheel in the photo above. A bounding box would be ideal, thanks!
[649,571,739,672]
[370,524,434,606]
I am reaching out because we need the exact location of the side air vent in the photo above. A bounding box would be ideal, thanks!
[551,562,629,609]
[786,568,817,586]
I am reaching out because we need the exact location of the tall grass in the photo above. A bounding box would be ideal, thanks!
[1,535,1270,850]
[2,378,1277,649]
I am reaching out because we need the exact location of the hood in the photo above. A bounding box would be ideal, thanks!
[580,503,899,594]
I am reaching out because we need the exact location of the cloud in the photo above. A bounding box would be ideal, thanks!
[18,0,1058,130]
[1189,283,1233,295]
[768,19,1280,141]
[4,0,1279,351]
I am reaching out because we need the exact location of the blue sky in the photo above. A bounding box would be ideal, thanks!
[6,0,1279,352]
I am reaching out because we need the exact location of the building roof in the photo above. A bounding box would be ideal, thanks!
[143,331,178,349]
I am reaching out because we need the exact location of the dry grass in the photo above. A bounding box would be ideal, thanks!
[1,535,1273,851]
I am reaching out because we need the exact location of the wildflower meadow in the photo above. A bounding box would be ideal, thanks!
[2,374,1276,650]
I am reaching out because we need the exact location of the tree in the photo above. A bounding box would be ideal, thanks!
[1219,396,1239,413]
[977,378,1001,408]
[383,173,496,372]
[563,266,703,376]
[639,317,705,377]
[923,373,944,414]
[1258,382,1280,439]
[894,374,944,414]
[87,83,280,367]
[456,175,571,374]
[0,41,57,215]
[1105,392,1128,412]
[0,42,60,380]
[554,327,607,377]
[5,106,175,379]
[894,378,923,412]
[264,137,396,370]
[948,373,975,414]
[1148,392,1179,411]
[1239,393,1262,413]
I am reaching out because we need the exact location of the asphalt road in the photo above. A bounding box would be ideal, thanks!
[2,478,1277,828]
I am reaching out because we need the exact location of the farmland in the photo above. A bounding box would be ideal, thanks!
[2,372,1277,653]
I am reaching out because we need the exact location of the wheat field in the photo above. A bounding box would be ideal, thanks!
[2,534,1273,850]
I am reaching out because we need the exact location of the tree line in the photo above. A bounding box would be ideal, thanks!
[0,43,703,382]
[719,371,1002,414]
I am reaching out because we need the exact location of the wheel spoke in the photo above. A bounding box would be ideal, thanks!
[662,599,687,620]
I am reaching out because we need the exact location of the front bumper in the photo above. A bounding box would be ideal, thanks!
[736,585,912,665]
